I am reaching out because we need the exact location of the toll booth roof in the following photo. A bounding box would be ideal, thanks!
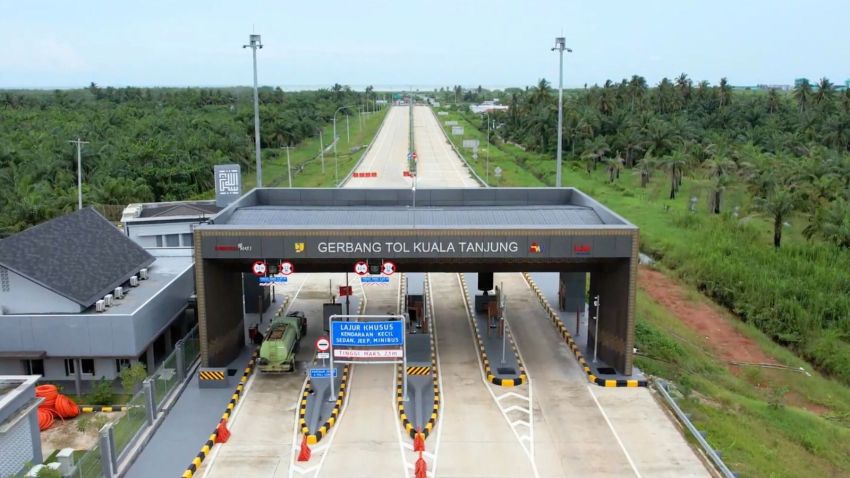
[205,188,636,230]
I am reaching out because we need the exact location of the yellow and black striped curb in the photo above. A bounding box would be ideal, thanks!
[394,274,441,441]
[183,299,291,477]
[182,350,257,478]
[459,274,528,388]
[521,273,647,388]
[297,291,363,446]
[79,405,129,413]
[406,366,431,376]
[198,370,226,381]
[298,364,350,445]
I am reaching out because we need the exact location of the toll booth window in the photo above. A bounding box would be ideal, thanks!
[81,359,96,375]
[165,234,180,247]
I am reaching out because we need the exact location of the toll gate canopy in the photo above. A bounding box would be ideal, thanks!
[194,188,639,375]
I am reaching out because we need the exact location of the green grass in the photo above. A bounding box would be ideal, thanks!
[437,106,850,477]
[242,107,389,190]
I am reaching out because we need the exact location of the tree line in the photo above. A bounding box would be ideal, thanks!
[0,84,375,235]
[459,76,850,249]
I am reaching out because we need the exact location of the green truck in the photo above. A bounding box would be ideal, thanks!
[257,311,307,373]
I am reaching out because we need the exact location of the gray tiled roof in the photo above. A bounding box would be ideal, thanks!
[224,205,603,228]
[0,208,155,307]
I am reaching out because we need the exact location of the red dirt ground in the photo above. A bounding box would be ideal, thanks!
[638,266,777,365]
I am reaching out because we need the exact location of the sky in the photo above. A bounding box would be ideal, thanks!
[1,0,848,90]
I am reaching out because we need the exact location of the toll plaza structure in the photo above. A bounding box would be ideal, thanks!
[193,186,640,380]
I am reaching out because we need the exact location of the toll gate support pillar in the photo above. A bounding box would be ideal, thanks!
[559,272,586,314]
[198,259,245,367]
[588,259,633,375]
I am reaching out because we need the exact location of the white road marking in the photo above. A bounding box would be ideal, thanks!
[586,385,642,477]
[456,273,539,478]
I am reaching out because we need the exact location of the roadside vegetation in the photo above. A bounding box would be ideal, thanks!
[434,79,850,386]
[432,80,850,475]
[0,84,382,235]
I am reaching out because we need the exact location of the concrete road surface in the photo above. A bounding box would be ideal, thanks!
[345,105,411,188]
[429,273,538,477]
[413,106,478,188]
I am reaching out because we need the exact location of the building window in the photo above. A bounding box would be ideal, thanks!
[180,233,193,247]
[64,359,75,376]
[165,234,180,247]
[115,359,131,373]
[81,359,95,375]
[65,359,96,376]
[155,235,163,247]
[23,359,44,376]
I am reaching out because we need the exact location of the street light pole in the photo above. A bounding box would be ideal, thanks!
[284,145,293,188]
[68,138,89,210]
[243,34,264,187]
[552,37,572,188]
[319,130,325,173]
[332,105,352,185]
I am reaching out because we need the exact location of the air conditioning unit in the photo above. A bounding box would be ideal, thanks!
[114,287,124,299]
[95,300,106,312]
[104,294,114,307]
[139,268,149,280]
[129,276,139,287]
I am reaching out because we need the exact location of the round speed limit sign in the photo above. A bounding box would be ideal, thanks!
[354,261,368,276]
[280,261,294,275]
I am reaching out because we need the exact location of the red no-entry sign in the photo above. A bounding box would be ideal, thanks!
[316,337,330,352]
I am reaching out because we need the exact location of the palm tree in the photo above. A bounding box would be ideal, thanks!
[793,79,812,113]
[814,77,835,108]
[634,152,657,188]
[581,137,610,173]
[756,188,797,248]
[628,75,648,111]
[676,73,692,106]
[718,77,732,109]
[529,79,552,106]
[604,155,624,182]
[704,154,737,213]
[767,88,781,114]
[804,199,850,248]
[658,150,689,199]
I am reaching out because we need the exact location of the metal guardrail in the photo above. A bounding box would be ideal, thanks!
[653,379,736,478]
[428,107,489,187]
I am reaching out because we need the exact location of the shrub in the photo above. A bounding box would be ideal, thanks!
[90,378,114,405]
[120,362,147,394]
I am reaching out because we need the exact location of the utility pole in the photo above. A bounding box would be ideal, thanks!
[68,138,89,210]
[346,114,350,144]
[551,37,572,188]
[243,34,263,187]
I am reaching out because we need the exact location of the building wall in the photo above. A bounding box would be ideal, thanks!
[125,221,196,249]
[0,268,82,315]
[0,264,193,358]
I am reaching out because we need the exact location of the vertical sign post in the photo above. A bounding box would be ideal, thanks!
[214,164,242,207]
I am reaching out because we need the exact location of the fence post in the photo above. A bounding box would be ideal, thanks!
[175,340,186,382]
[99,423,114,478]
[142,378,156,425]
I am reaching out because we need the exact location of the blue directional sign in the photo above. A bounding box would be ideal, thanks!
[361,276,390,284]
[309,368,338,379]
[259,276,288,284]
[331,320,404,347]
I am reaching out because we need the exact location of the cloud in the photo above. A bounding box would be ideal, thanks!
[0,35,88,73]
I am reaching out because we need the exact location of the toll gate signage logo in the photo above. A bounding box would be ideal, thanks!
[529,242,542,253]
[294,242,305,253]
[574,244,592,255]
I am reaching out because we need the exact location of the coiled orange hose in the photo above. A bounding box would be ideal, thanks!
[35,384,80,430]
[55,394,80,418]
[37,408,54,431]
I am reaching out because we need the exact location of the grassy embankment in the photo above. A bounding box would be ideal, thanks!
[436,107,850,477]
[239,106,389,191]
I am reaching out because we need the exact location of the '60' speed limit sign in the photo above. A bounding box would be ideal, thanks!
[252,261,267,277]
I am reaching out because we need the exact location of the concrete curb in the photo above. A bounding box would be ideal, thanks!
[394,274,441,440]
[79,405,129,413]
[298,364,351,445]
[521,273,648,388]
[180,298,293,478]
[296,288,365,444]
[180,350,257,478]
[459,274,527,388]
